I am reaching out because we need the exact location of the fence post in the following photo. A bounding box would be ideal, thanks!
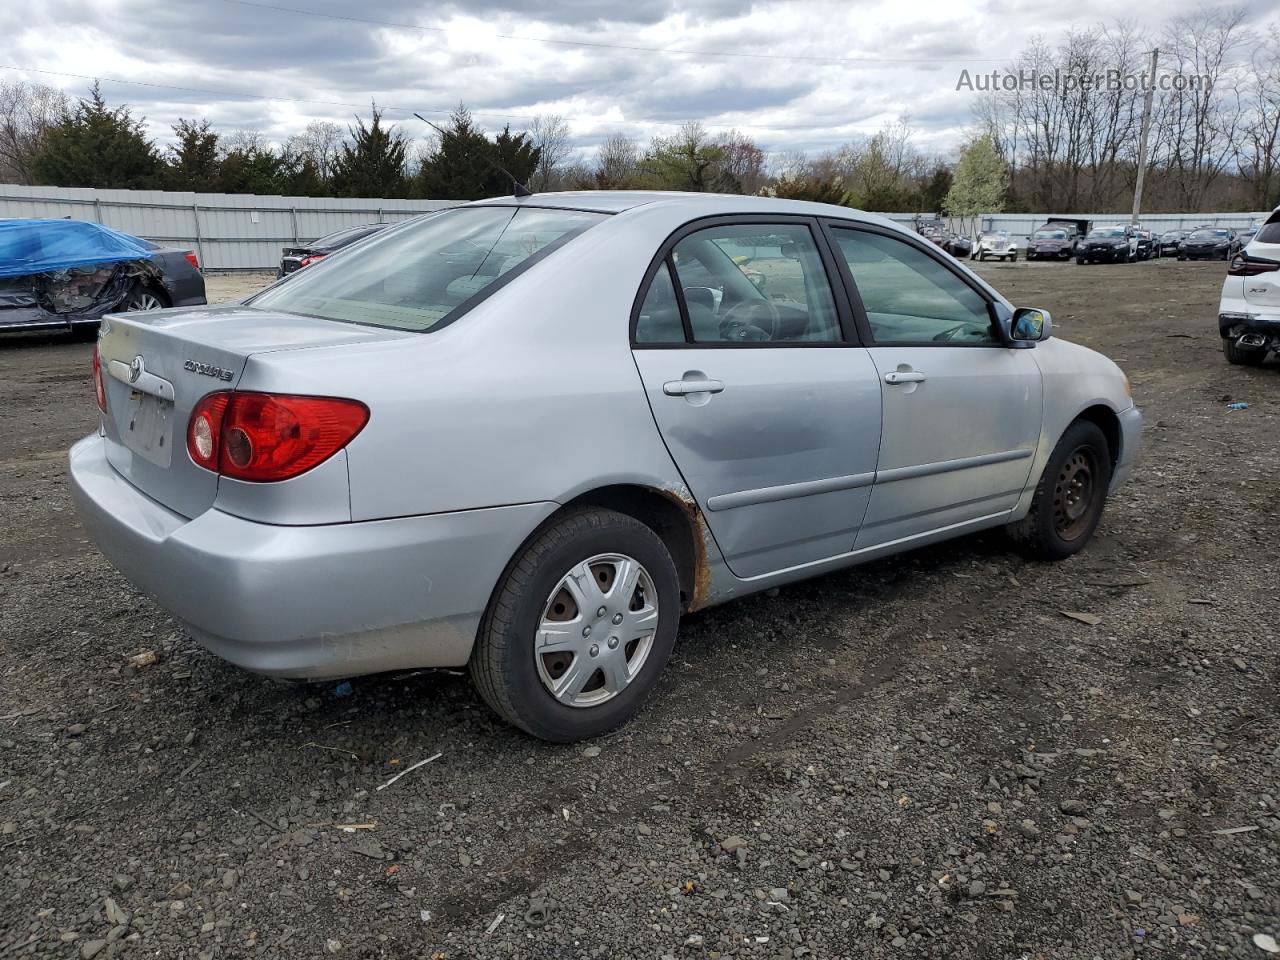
[93,198,103,225]
[191,204,206,269]
[290,207,299,244]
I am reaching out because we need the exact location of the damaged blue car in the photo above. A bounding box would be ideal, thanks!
[0,219,206,337]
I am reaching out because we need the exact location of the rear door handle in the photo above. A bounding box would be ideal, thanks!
[663,379,725,396]
[883,370,926,385]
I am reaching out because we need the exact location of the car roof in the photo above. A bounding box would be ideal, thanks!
[465,190,897,225]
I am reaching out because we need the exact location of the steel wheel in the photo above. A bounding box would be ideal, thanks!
[535,553,659,708]
[1051,447,1099,542]
[127,289,165,311]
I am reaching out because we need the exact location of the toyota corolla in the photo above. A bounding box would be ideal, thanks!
[70,192,1142,742]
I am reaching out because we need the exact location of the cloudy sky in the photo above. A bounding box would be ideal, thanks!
[4,0,1276,164]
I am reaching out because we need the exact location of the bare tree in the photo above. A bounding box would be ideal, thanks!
[716,129,767,194]
[0,80,69,184]
[594,132,638,188]
[528,115,572,191]
[1160,8,1249,210]
[284,120,345,179]
[1234,28,1280,210]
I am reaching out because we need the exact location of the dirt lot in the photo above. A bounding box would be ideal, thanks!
[1,262,1277,960]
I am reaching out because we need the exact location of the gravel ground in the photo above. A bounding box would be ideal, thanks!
[1,260,1277,960]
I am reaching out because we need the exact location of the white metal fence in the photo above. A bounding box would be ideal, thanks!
[0,183,1271,270]
[0,184,453,272]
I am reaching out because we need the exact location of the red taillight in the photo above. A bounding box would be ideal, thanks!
[299,253,326,268]
[92,346,107,413]
[1229,254,1280,277]
[186,392,368,482]
[184,251,200,271]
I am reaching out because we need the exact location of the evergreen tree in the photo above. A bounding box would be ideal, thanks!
[330,106,409,198]
[919,165,953,214]
[489,125,540,195]
[415,106,498,200]
[166,118,220,191]
[31,83,160,189]
[216,145,287,195]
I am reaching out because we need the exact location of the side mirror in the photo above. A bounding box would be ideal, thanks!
[1012,307,1052,342]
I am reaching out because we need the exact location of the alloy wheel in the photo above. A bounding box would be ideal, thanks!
[535,553,659,708]
[128,290,164,311]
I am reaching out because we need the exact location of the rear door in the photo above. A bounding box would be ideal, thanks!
[824,223,1042,550]
[630,217,882,579]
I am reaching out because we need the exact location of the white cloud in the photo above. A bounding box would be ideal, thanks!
[2,0,1275,160]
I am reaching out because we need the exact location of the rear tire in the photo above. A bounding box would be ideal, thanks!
[1223,338,1265,366]
[1006,420,1113,561]
[470,508,680,742]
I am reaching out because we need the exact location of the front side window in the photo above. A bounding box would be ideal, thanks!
[667,223,841,343]
[831,228,997,345]
[251,207,605,332]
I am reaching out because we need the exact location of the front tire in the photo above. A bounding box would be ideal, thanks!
[1007,420,1113,561]
[470,508,680,742]
[1223,338,1265,366]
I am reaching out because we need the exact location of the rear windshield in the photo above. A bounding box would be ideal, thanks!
[312,225,381,249]
[251,207,606,332]
[1253,221,1280,243]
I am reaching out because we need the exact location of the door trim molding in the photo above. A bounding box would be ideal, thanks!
[875,447,1034,485]
[706,471,876,512]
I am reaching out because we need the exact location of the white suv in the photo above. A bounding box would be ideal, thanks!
[1219,208,1280,365]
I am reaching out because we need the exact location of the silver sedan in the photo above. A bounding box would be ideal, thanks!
[70,192,1142,741]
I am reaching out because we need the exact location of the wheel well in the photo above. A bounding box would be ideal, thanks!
[560,485,702,610]
[1074,405,1121,469]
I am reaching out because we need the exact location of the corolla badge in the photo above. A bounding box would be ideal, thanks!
[129,356,144,383]
[183,359,234,381]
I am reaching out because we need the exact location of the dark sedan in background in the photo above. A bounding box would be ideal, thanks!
[1159,230,1188,256]
[0,220,205,337]
[1178,228,1239,261]
[1026,225,1076,260]
[277,223,388,276]
[139,240,207,310]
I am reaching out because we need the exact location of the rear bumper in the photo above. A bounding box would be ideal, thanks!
[69,433,557,679]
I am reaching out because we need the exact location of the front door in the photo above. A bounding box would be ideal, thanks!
[826,224,1043,549]
[631,219,882,579]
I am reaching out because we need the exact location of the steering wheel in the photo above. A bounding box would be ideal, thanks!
[932,322,989,342]
[718,298,781,342]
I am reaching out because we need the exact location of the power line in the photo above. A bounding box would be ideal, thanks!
[0,64,897,137]
[214,0,1009,66]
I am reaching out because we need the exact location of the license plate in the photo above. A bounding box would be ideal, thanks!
[123,390,173,468]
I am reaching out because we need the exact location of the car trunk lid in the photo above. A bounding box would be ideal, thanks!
[97,304,411,518]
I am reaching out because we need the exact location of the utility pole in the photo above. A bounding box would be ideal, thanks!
[1131,47,1159,224]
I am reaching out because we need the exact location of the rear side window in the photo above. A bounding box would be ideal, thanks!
[634,261,685,343]
[251,207,605,332]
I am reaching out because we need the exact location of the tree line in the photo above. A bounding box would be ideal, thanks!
[2,7,1276,217]
[0,81,954,212]
[973,9,1280,213]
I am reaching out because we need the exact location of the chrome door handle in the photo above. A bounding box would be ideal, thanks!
[883,370,926,385]
[663,379,725,396]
